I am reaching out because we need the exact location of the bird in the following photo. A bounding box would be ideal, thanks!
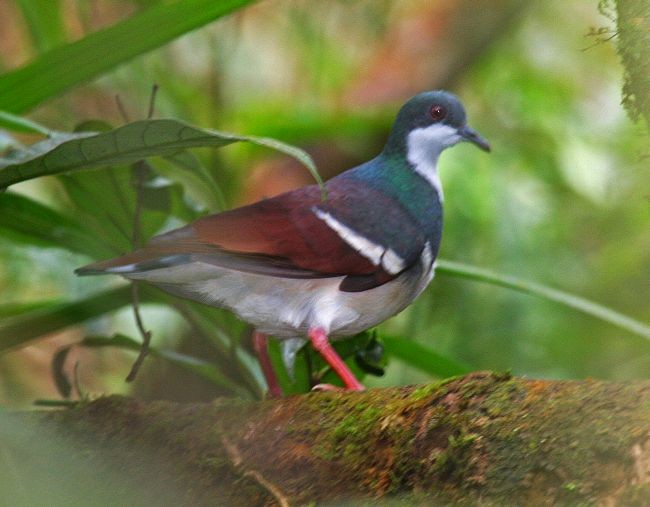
[76,90,490,397]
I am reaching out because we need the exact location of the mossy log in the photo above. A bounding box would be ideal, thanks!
[9,372,650,505]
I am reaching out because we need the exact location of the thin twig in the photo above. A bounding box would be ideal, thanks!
[147,84,159,119]
[125,86,159,382]
[115,94,130,123]
[125,282,152,382]
[131,161,147,248]
[125,164,151,381]
[221,436,290,507]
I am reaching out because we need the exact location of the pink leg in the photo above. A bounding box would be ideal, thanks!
[309,327,365,391]
[252,331,283,399]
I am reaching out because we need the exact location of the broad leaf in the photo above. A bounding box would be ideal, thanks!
[58,163,196,254]
[0,131,95,167]
[0,118,323,194]
[0,0,256,113]
[151,150,227,212]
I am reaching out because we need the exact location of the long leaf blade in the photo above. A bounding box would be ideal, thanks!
[15,0,66,53]
[436,259,650,341]
[0,0,255,113]
[0,110,52,136]
[0,192,107,257]
[0,286,136,353]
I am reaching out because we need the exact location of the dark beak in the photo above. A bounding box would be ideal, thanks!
[458,125,491,152]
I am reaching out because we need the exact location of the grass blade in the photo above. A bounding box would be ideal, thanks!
[0,0,255,113]
[436,259,650,341]
[0,286,136,353]
[0,192,107,257]
[15,0,66,53]
[0,110,52,136]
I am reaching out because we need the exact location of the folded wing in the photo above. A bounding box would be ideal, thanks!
[76,180,426,292]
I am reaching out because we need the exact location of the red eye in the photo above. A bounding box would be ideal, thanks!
[430,104,447,121]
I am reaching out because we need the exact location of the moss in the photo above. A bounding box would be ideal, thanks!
[28,376,650,505]
[409,377,452,401]
[308,376,649,504]
[562,481,580,492]
[617,483,650,505]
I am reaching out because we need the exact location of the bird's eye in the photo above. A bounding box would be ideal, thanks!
[430,104,447,121]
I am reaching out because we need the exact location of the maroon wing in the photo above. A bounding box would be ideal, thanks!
[188,186,379,275]
[76,183,397,287]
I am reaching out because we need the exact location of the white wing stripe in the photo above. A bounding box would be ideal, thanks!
[312,208,405,274]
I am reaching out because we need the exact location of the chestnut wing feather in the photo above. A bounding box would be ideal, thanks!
[77,182,424,292]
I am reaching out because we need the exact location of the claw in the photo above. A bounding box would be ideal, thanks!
[312,383,364,392]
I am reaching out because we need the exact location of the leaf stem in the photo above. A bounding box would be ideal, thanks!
[436,259,650,341]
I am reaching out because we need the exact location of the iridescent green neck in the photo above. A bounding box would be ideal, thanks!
[337,154,443,235]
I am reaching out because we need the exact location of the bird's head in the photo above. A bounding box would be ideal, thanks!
[384,90,490,159]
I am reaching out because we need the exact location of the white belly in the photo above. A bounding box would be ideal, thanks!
[125,253,435,339]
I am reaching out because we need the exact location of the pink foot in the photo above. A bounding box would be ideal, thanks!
[309,327,365,392]
[252,331,283,399]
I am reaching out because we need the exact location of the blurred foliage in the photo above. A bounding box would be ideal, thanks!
[0,0,648,410]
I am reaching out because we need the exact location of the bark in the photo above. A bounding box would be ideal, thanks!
[7,372,650,505]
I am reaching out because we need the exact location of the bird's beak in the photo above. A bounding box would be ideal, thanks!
[458,125,491,152]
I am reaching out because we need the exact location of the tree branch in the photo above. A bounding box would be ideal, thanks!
[16,373,650,505]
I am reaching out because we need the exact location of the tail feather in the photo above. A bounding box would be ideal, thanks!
[74,250,186,276]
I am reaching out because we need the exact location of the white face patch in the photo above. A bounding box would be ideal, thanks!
[406,124,460,201]
[312,208,405,274]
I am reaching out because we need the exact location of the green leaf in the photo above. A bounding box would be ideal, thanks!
[267,340,312,395]
[0,110,52,136]
[0,131,96,166]
[0,0,256,113]
[57,162,192,254]
[436,259,650,341]
[381,334,471,378]
[0,286,137,353]
[0,300,57,319]
[151,150,227,212]
[0,192,107,257]
[15,0,66,53]
[0,118,323,195]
